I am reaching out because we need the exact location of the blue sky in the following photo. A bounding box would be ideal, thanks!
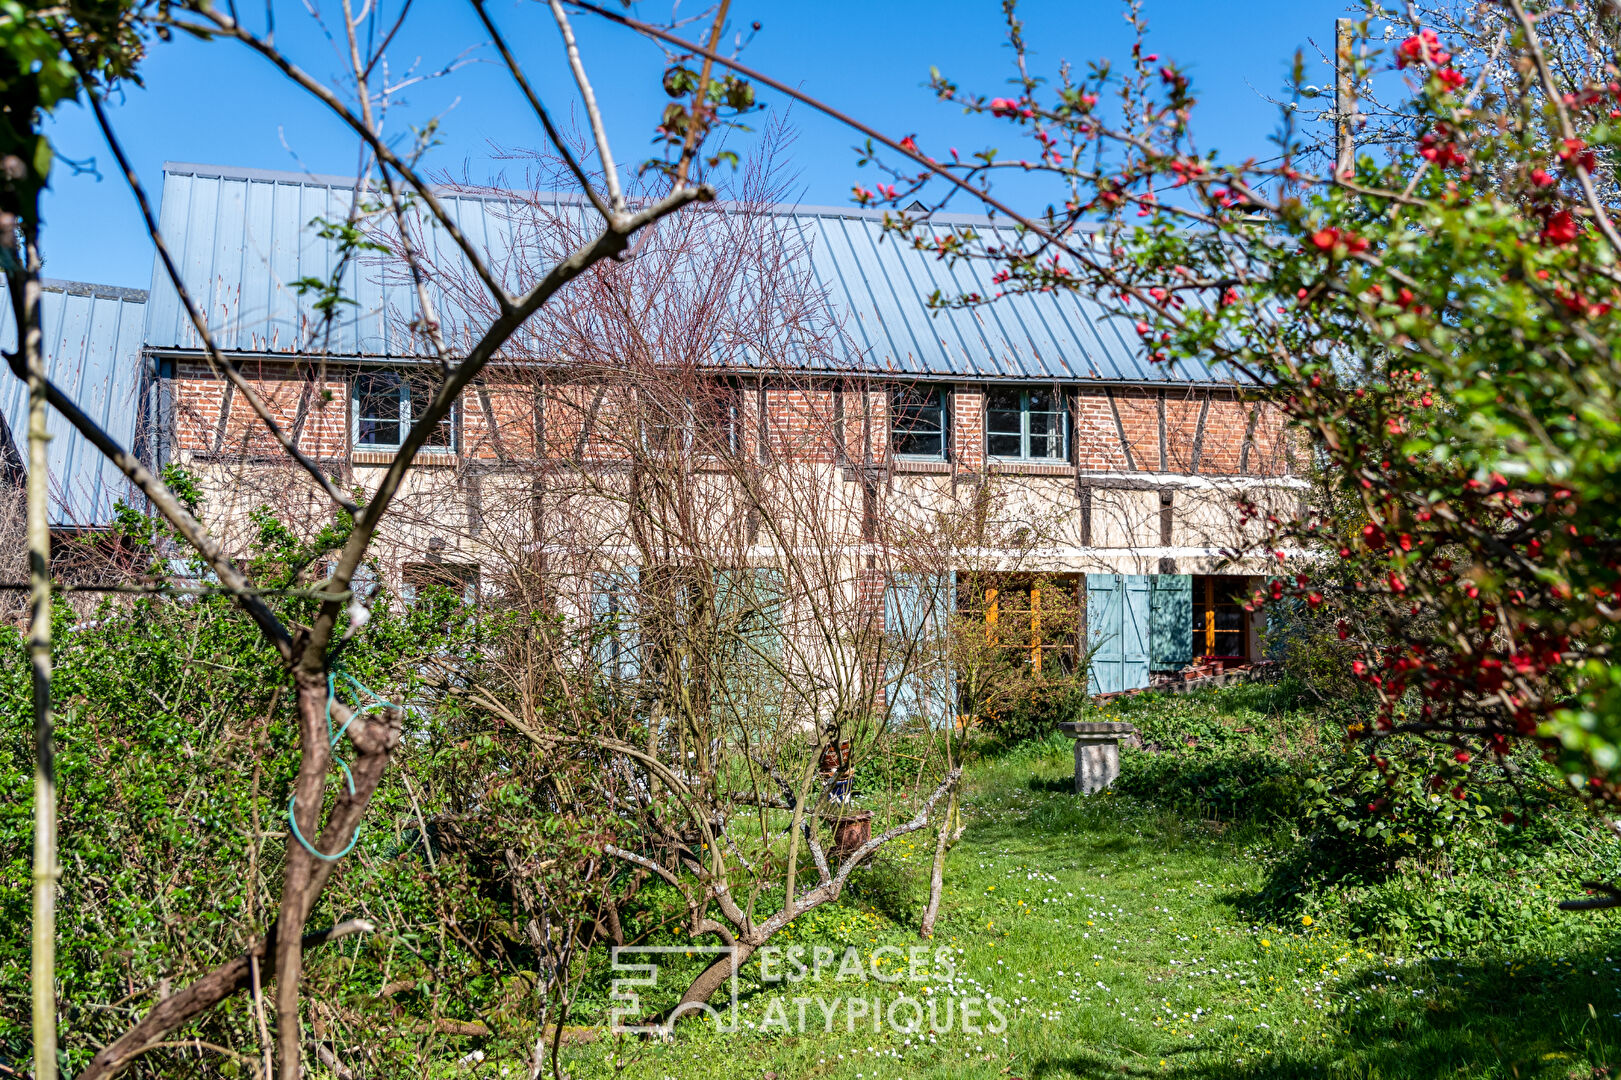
[40,0,1344,289]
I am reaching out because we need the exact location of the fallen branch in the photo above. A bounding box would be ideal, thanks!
[77,920,375,1080]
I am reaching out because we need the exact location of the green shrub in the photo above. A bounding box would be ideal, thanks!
[839,850,921,923]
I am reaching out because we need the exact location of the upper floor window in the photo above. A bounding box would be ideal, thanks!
[891,385,948,459]
[986,387,1067,461]
[354,370,454,453]
[642,384,739,457]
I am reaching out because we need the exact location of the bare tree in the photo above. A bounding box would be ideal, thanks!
[1,3,755,1076]
[362,136,980,1019]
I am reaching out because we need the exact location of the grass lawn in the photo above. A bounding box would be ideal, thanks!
[542,738,1621,1080]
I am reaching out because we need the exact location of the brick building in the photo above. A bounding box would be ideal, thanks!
[9,162,1304,705]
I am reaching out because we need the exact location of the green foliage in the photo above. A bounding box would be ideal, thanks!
[839,850,921,923]
[1105,684,1615,955]
[0,503,597,1073]
[0,2,152,239]
[875,2,1621,816]
[977,674,1091,745]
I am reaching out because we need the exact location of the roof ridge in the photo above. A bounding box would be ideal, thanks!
[39,278,148,303]
[158,160,1097,231]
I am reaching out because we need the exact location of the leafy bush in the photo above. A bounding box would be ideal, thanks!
[839,850,922,923]
[1099,683,1621,954]
[977,675,1092,745]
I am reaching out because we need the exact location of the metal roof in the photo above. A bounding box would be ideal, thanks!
[0,279,148,527]
[146,161,1234,385]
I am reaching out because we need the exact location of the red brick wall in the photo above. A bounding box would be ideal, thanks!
[1163,395,1203,473]
[1197,397,1249,475]
[164,360,1290,480]
[762,386,838,463]
[464,373,537,460]
[1247,402,1293,477]
[1114,390,1159,470]
[952,386,983,471]
[1074,391,1130,470]
[172,359,345,458]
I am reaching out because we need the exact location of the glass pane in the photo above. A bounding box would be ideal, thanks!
[1028,406,1063,460]
[987,432,1022,457]
[892,386,943,458]
[693,387,738,454]
[645,400,686,453]
[409,379,453,448]
[986,388,1022,458]
[355,372,402,447]
[894,429,943,457]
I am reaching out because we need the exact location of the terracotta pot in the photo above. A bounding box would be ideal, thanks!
[822,810,873,857]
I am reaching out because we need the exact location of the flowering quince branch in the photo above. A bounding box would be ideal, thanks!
[843,0,1621,906]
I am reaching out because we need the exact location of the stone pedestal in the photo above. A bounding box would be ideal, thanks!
[1057,721,1137,795]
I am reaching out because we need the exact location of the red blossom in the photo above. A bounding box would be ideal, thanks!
[1396,29,1452,69]
[1558,138,1598,172]
[1541,209,1579,246]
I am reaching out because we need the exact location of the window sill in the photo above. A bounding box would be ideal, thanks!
[351,449,458,467]
[987,460,1075,476]
[891,457,952,474]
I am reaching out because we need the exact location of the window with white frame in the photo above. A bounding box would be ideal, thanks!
[890,385,949,459]
[353,370,454,452]
[985,387,1068,461]
[641,383,740,456]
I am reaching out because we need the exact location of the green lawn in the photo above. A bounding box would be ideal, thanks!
[539,739,1621,1080]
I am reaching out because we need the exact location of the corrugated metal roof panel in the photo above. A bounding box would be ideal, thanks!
[0,280,148,527]
[146,161,1237,385]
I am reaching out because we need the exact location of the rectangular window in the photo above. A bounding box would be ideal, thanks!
[974,575,1082,675]
[353,371,454,452]
[1191,574,1249,659]
[986,387,1068,461]
[642,384,739,456]
[891,385,948,459]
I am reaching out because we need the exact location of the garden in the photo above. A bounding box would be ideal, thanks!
[8,0,1621,1076]
[543,683,1621,1080]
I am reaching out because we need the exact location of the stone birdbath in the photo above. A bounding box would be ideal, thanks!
[1056,721,1137,795]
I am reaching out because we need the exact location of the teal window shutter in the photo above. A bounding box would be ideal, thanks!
[1150,574,1194,671]
[1088,574,1152,694]
[1122,575,1151,690]
[1086,574,1123,694]
[714,567,784,723]
[591,568,640,683]
[884,572,955,727]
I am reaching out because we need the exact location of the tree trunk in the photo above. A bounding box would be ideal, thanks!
[673,941,755,1023]
[274,674,337,1079]
[76,919,374,1080]
[23,254,57,1080]
[920,789,958,938]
